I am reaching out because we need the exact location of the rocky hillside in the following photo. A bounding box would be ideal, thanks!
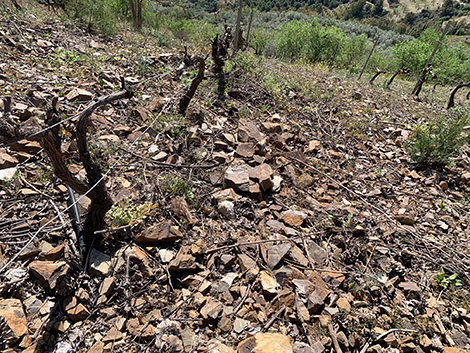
[1,4,470,353]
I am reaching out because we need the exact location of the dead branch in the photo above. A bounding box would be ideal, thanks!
[447,82,470,109]
[262,305,286,332]
[358,37,379,80]
[212,34,227,101]
[369,68,387,85]
[359,328,416,353]
[328,323,343,353]
[387,68,410,87]
[205,235,311,254]
[231,284,251,316]
[178,56,205,115]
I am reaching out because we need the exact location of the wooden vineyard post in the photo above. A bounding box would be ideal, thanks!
[358,37,379,80]
[412,22,450,97]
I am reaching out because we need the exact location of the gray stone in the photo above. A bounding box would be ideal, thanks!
[218,200,234,218]
[225,164,251,192]
[89,249,111,277]
[260,236,291,268]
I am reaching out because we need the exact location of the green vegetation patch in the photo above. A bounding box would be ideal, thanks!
[405,111,470,168]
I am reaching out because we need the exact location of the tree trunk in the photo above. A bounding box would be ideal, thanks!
[129,0,142,30]
[212,36,226,101]
[1,86,134,263]
[328,42,340,70]
[387,67,409,87]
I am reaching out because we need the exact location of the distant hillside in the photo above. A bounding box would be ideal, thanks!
[188,0,470,35]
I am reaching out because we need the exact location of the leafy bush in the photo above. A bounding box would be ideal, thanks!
[169,17,196,40]
[230,51,258,73]
[276,20,310,59]
[250,27,271,55]
[392,30,439,74]
[189,21,216,50]
[336,33,369,69]
[405,113,470,168]
[66,0,117,36]
[149,28,172,47]
[432,42,470,83]
[161,174,196,204]
[303,19,344,63]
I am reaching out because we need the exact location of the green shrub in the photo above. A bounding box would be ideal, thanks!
[66,0,117,36]
[336,33,369,69]
[433,42,470,83]
[405,113,470,168]
[189,21,216,50]
[149,28,172,47]
[303,20,344,63]
[392,30,438,74]
[250,27,271,55]
[230,51,258,73]
[276,20,310,59]
[169,17,196,40]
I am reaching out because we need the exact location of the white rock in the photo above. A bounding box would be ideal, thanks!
[0,167,17,181]
[159,249,175,263]
[218,201,234,218]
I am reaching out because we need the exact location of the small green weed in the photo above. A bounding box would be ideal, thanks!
[238,105,251,119]
[150,29,171,47]
[35,167,54,183]
[437,201,447,211]
[106,201,157,226]
[161,174,195,205]
[88,140,121,172]
[53,48,85,64]
[134,57,153,76]
[436,268,463,290]
[261,105,271,112]
[342,213,354,228]
[157,113,189,140]
[262,72,284,97]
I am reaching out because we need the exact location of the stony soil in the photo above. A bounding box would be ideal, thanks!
[1,4,470,353]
